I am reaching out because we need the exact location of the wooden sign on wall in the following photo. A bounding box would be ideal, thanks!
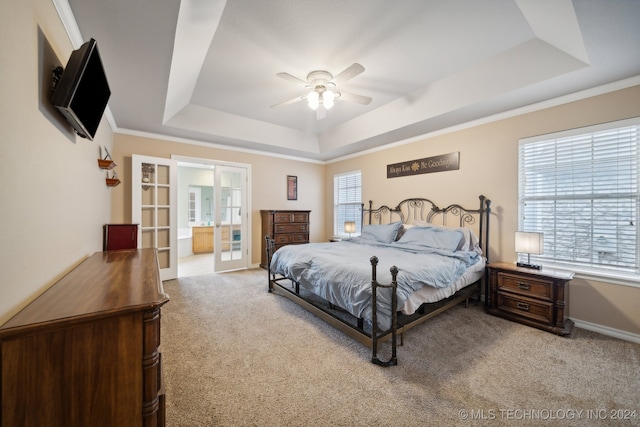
[387,152,460,178]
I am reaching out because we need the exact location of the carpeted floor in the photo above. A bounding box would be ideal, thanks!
[161,268,640,426]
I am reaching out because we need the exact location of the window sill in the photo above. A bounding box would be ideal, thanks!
[540,262,640,289]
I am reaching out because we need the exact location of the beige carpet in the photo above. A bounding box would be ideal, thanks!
[161,268,640,426]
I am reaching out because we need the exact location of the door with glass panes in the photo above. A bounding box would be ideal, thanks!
[132,154,177,280]
[214,165,247,272]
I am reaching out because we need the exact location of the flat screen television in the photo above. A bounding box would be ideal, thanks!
[52,38,111,140]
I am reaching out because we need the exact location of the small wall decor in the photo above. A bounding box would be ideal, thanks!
[106,171,121,187]
[98,146,116,170]
[99,146,120,187]
[387,152,460,179]
[287,175,298,200]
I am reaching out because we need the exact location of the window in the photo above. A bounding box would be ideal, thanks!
[518,118,639,280]
[334,170,362,236]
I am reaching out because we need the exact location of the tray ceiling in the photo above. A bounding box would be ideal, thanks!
[62,0,640,161]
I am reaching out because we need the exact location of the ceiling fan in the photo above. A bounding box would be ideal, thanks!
[271,63,372,120]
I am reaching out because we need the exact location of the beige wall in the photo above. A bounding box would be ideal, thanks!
[1,0,638,338]
[326,85,640,335]
[110,134,325,266]
[0,0,114,324]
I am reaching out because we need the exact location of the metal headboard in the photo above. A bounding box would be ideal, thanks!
[361,195,492,261]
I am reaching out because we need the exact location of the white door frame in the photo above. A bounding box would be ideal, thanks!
[173,155,251,272]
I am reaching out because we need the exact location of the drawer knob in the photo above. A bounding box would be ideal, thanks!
[516,302,530,311]
[517,282,531,291]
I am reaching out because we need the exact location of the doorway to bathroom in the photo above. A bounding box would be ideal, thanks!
[174,156,250,276]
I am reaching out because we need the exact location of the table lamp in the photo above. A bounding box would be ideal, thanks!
[344,221,356,237]
[515,231,544,270]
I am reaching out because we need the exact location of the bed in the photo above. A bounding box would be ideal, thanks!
[266,195,491,366]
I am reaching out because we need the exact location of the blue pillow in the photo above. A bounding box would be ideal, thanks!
[360,222,403,243]
[396,226,463,251]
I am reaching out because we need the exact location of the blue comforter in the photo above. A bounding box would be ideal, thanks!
[270,239,480,331]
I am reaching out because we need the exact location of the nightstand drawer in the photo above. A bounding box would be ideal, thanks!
[487,262,574,336]
[497,272,553,301]
[497,292,553,325]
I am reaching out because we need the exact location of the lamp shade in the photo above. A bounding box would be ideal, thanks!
[515,231,544,255]
[344,221,356,234]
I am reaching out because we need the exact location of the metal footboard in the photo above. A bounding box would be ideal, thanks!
[370,256,398,366]
[266,236,401,365]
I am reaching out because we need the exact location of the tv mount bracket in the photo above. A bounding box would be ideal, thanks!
[52,66,64,92]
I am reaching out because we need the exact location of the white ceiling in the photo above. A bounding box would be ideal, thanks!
[62,0,640,162]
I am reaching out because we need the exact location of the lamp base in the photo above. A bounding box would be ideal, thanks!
[517,262,541,270]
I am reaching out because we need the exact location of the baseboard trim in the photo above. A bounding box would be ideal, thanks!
[572,318,640,344]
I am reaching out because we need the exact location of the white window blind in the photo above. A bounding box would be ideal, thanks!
[518,118,640,276]
[334,170,362,236]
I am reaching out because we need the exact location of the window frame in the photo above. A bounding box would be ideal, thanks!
[333,170,362,238]
[518,117,640,288]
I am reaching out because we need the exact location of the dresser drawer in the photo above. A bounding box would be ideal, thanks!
[273,212,294,223]
[291,212,309,223]
[274,234,291,244]
[273,212,310,224]
[275,223,308,233]
[497,292,553,325]
[497,272,553,301]
[291,233,309,243]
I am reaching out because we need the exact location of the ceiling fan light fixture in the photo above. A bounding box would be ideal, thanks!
[322,90,335,109]
[307,90,319,110]
[274,64,368,118]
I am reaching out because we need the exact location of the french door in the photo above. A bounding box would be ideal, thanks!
[214,165,248,272]
[132,154,178,280]
[173,155,250,273]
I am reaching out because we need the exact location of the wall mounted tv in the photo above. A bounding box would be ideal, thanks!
[52,38,111,141]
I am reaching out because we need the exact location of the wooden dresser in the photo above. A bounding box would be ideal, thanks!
[0,248,169,427]
[487,262,574,335]
[260,210,310,268]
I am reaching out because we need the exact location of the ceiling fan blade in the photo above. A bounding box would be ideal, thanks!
[276,72,310,87]
[331,63,365,85]
[270,94,306,108]
[338,91,372,105]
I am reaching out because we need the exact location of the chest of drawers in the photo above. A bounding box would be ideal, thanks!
[0,249,169,426]
[260,210,310,268]
[487,262,574,335]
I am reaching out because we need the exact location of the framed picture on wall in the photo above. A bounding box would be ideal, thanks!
[287,175,297,200]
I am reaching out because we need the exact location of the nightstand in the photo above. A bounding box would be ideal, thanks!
[486,262,574,336]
